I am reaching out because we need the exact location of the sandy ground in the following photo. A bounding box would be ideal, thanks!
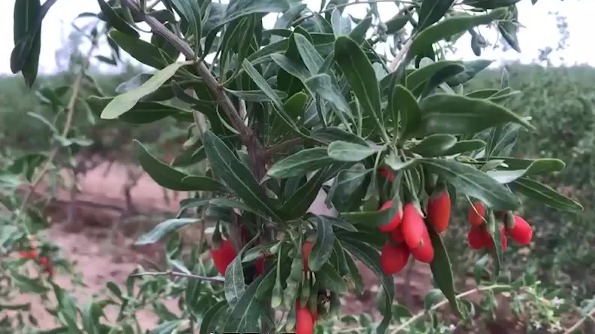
[9,161,435,331]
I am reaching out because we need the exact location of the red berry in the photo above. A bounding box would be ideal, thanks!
[302,241,314,272]
[401,203,425,249]
[485,226,508,252]
[468,202,486,227]
[427,190,451,233]
[506,215,533,245]
[18,250,38,259]
[467,227,486,250]
[210,239,237,276]
[256,257,265,275]
[389,226,405,243]
[380,241,410,275]
[410,226,434,263]
[378,201,402,232]
[378,167,395,182]
[296,302,314,334]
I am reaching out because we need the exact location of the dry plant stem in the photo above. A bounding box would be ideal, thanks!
[563,307,595,334]
[389,38,412,72]
[132,270,225,284]
[389,284,511,333]
[16,38,98,221]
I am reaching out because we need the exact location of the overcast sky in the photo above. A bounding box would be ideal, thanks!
[0,0,591,76]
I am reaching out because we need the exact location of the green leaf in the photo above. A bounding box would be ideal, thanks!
[328,141,383,162]
[171,0,202,54]
[225,88,288,102]
[281,170,327,221]
[393,85,422,139]
[101,62,186,119]
[200,301,228,334]
[97,0,139,37]
[488,157,565,175]
[407,8,507,61]
[88,96,190,124]
[428,224,461,315]
[316,263,347,293]
[284,91,309,121]
[421,159,520,211]
[463,0,522,9]
[485,159,566,184]
[223,0,291,25]
[311,127,368,146]
[308,215,357,232]
[349,15,372,43]
[446,59,493,86]
[326,165,370,212]
[410,134,457,157]
[385,14,409,34]
[443,139,486,155]
[294,33,324,75]
[135,218,197,245]
[309,215,336,271]
[225,251,246,307]
[134,140,197,191]
[498,15,521,52]
[341,238,394,334]
[340,202,400,229]
[331,9,352,37]
[203,131,282,220]
[417,0,456,31]
[181,175,230,193]
[415,93,535,136]
[225,275,273,332]
[109,30,169,69]
[510,178,583,212]
[303,74,352,118]
[406,60,461,93]
[267,148,333,179]
[334,36,382,122]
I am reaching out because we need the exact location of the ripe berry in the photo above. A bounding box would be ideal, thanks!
[389,226,405,243]
[468,202,486,227]
[467,227,487,250]
[18,250,38,259]
[506,215,533,245]
[380,241,410,275]
[427,190,451,233]
[256,257,265,275]
[378,166,395,182]
[410,226,434,263]
[378,201,402,232]
[210,239,237,276]
[485,226,508,252]
[302,241,314,272]
[296,302,314,334]
[401,203,425,249]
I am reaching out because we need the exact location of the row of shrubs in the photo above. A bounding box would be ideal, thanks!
[1,63,593,300]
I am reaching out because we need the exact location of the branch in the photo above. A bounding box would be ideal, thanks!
[264,138,303,160]
[132,270,225,284]
[388,38,412,72]
[120,0,253,142]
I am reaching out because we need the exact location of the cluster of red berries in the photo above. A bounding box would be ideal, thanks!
[377,167,451,275]
[18,249,54,279]
[467,202,533,250]
[209,227,264,276]
[296,241,316,334]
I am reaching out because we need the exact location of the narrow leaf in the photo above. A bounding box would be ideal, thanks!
[510,178,583,212]
[327,141,383,162]
[417,0,456,31]
[428,224,461,315]
[135,218,197,245]
[309,216,335,271]
[267,148,333,179]
[134,140,196,191]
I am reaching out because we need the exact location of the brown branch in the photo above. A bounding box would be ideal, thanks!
[264,138,304,160]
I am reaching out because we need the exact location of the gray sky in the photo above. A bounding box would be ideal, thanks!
[0,0,590,75]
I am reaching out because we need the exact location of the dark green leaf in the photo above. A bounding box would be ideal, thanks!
[443,139,486,155]
[410,134,457,157]
[316,263,347,293]
[349,15,372,43]
[224,0,291,25]
[171,0,202,54]
[417,0,455,31]
[421,159,520,211]
[510,178,583,212]
[225,275,272,332]
[303,74,352,118]
[270,53,310,81]
[109,30,169,69]
[393,84,422,139]
[326,164,370,212]
[181,175,230,193]
[308,215,357,232]
[309,215,336,271]
[428,224,461,315]
[200,301,228,334]
[485,158,566,184]
[340,202,400,229]
[463,0,522,9]
[415,93,535,136]
[311,127,368,146]
[225,250,245,307]
[203,131,282,220]
[327,141,383,162]
[225,88,288,102]
[334,36,382,122]
[446,59,493,86]
[97,0,139,37]
[135,218,197,245]
[406,60,461,93]
[385,14,409,34]
[281,170,327,220]
[498,20,521,53]
[267,148,333,179]
[487,157,565,176]
[294,33,324,75]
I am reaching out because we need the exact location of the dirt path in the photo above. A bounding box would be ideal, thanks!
[10,161,433,330]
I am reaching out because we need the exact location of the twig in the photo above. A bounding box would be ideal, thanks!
[563,307,595,334]
[389,284,511,333]
[264,138,304,160]
[388,38,412,72]
[132,270,225,284]
[16,32,99,222]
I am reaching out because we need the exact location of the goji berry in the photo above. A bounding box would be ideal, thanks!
[401,203,425,249]
[210,239,237,276]
[485,226,508,252]
[427,189,451,233]
[18,250,38,259]
[296,302,314,334]
[410,226,434,263]
[389,225,405,243]
[377,166,395,182]
[378,201,402,232]
[302,241,314,272]
[380,241,410,275]
[467,227,486,250]
[506,215,533,245]
[468,202,486,227]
